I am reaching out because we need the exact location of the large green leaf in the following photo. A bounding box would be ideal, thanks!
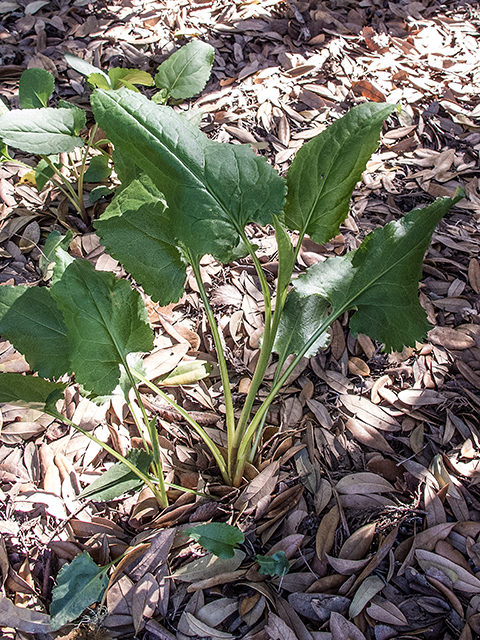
[284,102,396,244]
[0,373,66,411]
[94,174,187,305]
[19,68,54,109]
[50,257,153,396]
[50,552,109,631]
[293,192,464,352]
[0,286,70,379]
[79,448,153,501]
[0,107,84,154]
[273,290,330,367]
[185,523,245,559]
[155,40,214,100]
[91,88,286,262]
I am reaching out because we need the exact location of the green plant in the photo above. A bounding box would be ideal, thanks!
[0,40,215,227]
[0,88,463,497]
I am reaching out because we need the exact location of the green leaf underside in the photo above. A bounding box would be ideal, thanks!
[80,448,153,501]
[257,551,290,576]
[0,373,66,411]
[19,68,54,109]
[91,88,286,262]
[50,257,153,396]
[95,174,186,305]
[0,107,84,154]
[108,67,153,89]
[284,102,396,245]
[0,286,70,379]
[294,192,464,352]
[274,291,330,368]
[155,40,215,100]
[185,523,245,559]
[83,154,111,182]
[50,552,109,631]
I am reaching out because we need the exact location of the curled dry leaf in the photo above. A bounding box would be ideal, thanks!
[315,505,339,562]
[416,549,480,592]
[197,598,238,628]
[397,389,445,406]
[348,356,370,377]
[456,360,480,391]
[0,596,50,634]
[468,258,480,294]
[265,612,297,640]
[288,592,350,623]
[173,550,246,583]
[330,611,366,640]
[326,554,371,576]
[131,572,159,634]
[339,394,401,431]
[345,417,394,454]
[366,596,408,626]
[339,522,376,560]
[336,472,395,495]
[428,326,475,350]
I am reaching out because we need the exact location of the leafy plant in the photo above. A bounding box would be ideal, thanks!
[256,551,290,577]
[0,81,463,499]
[185,523,245,559]
[0,40,215,227]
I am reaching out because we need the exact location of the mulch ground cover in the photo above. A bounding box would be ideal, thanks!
[1,0,480,639]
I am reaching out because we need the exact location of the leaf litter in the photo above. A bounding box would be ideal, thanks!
[1,0,480,639]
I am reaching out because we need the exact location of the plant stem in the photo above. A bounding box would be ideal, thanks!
[189,254,235,480]
[47,408,168,507]
[234,231,273,443]
[233,312,334,486]
[132,369,230,485]
[76,124,98,226]
[40,155,83,213]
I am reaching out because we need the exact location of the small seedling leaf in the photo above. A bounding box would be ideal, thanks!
[50,552,109,631]
[256,551,290,576]
[80,448,153,501]
[83,154,111,182]
[39,230,73,279]
[159,360,213,386]
[154,40,214,100]
[50,257,153,396]
[185,523,245,559]
[0,107,84,154]
[108,67,153,89]
[0,373,66,411]
[19,68,54,109]
[64,52,110,84]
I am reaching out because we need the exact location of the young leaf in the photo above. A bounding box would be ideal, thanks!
[0,286,71,379]
[0,107,84,154]
[19,68,55,109]
[64,52,110,85]
[35,157,58,191]
[294,191,464,352]
[0,373,66,411]
[83,154,111,182]
[79,448,153,501]
[284,102,396,245]
[108,67,153,90]
[50,257,153,396]
[154,40,214,100]
[159,360,213,386]
[91,88,286,263]
[39,229,73,279]
[94,174,187,305]
[87,72,112,90]
[256,551,290,576]
[185,523,245,559]
[273,290,330,368]
[50,552,109,631]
